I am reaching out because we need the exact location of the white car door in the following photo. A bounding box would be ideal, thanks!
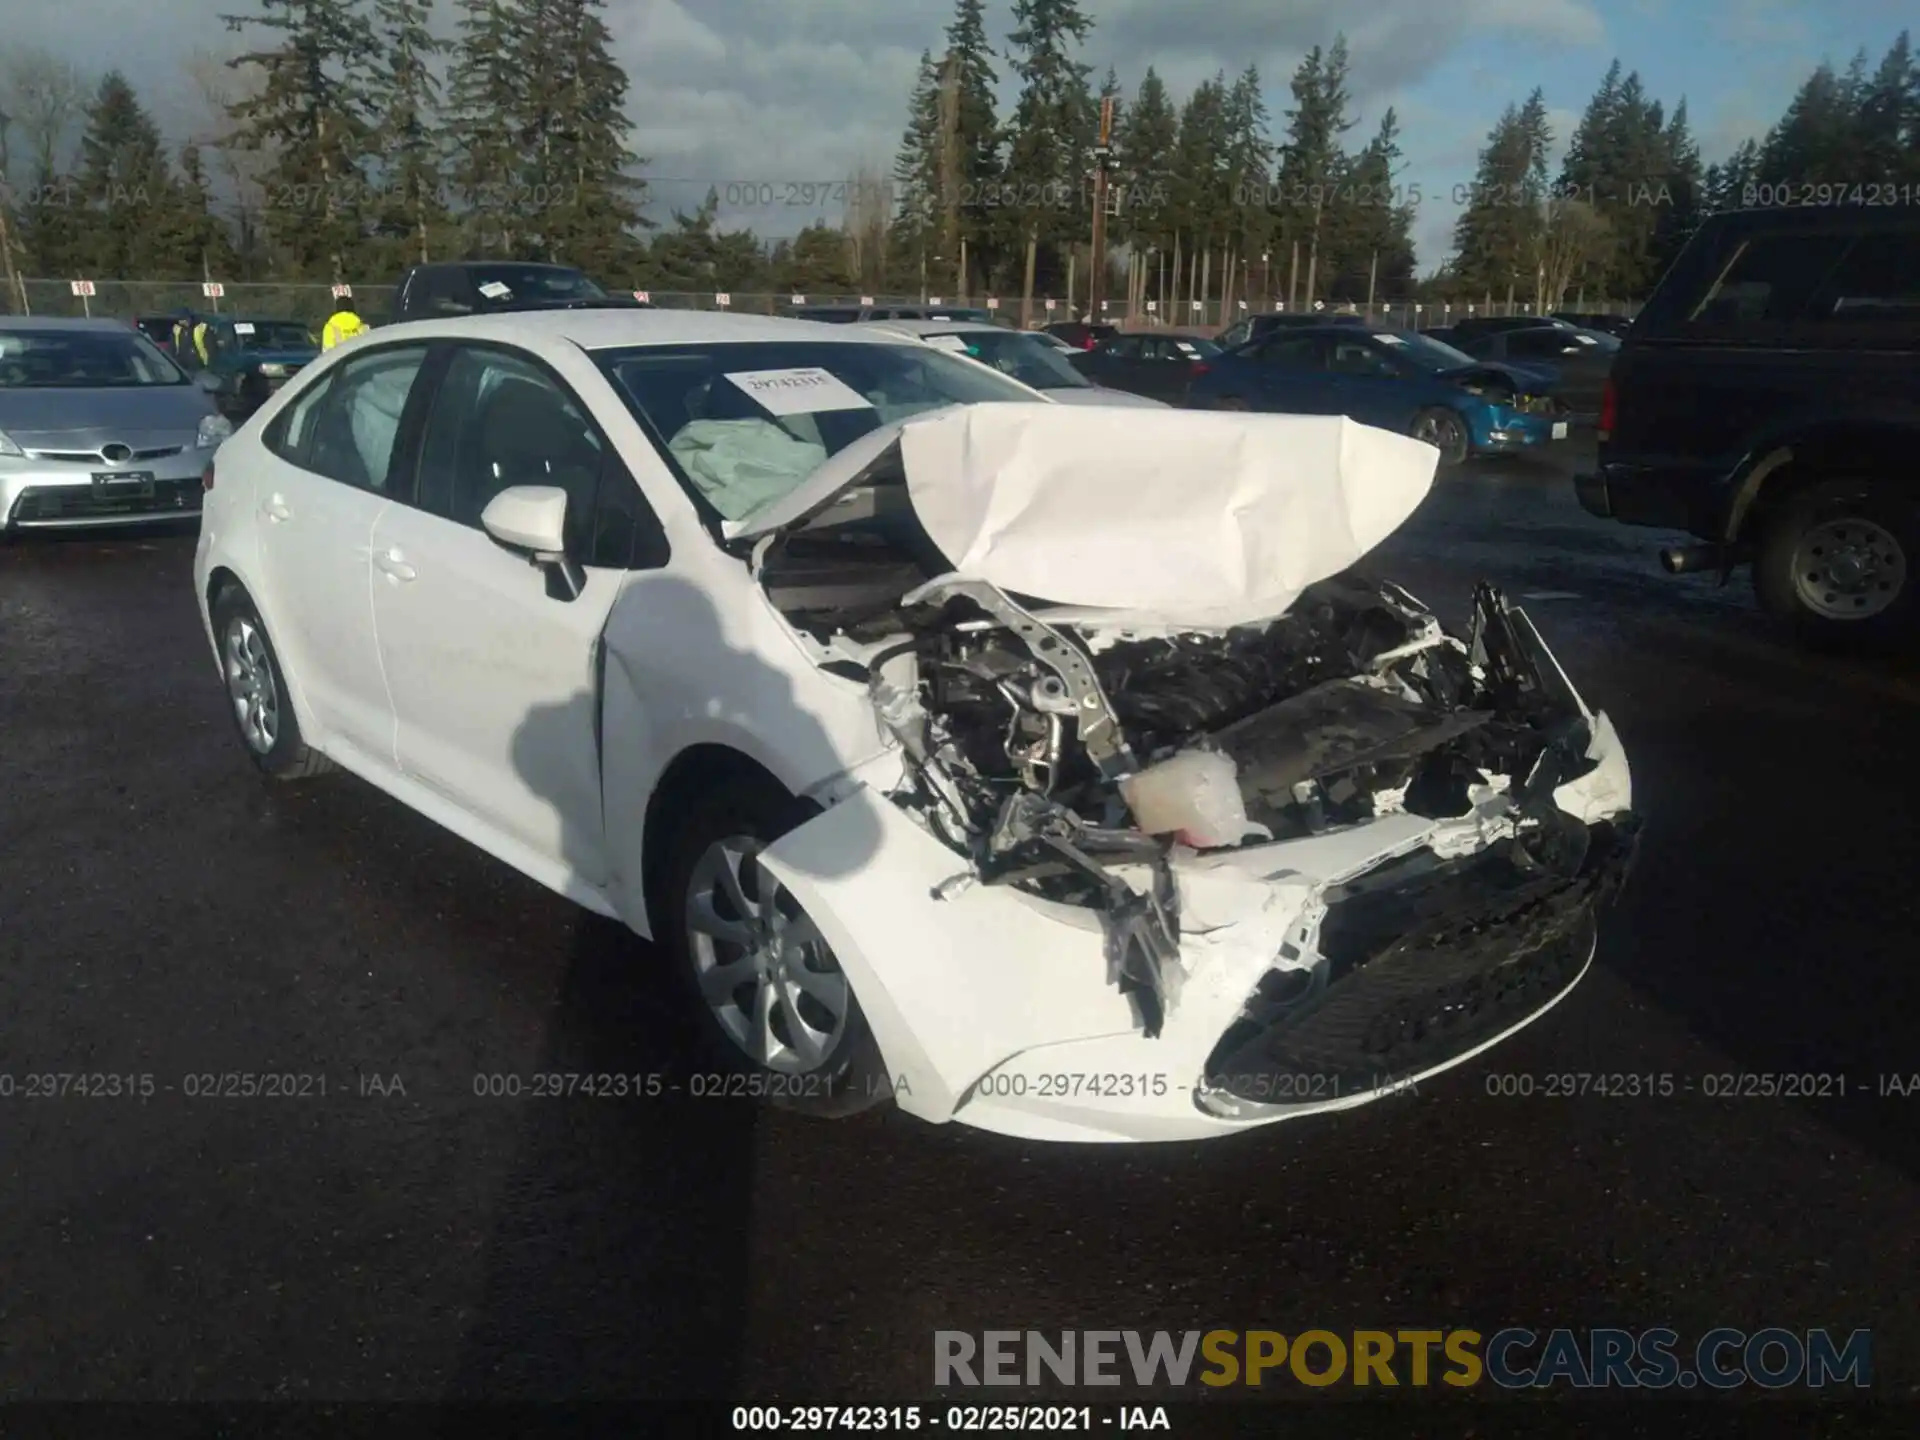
[253,343,431,765]
[367,342,654,891]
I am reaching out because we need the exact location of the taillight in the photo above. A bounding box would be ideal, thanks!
[1598,377,1616,439]
[202,460,216,492]
[1083,337,1095,349]
[1191,362,1210,377]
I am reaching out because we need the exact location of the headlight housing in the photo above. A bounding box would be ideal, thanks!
[0,429,23,458]
[198,414,233,448]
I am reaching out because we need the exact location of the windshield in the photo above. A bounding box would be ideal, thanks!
[598,339,1041,521]
[1385,330,1479,371]
[0,328,187,387]
[470,265,607,305]
[925,328,1092,389]
[227,321,315,350]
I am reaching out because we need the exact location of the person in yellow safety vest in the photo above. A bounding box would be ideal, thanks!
[322,304,367,350]
[191,320,213,367]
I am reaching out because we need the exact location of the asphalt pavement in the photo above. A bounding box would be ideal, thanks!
[2,437,1917,1405]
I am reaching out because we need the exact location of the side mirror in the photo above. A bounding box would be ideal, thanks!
[194,370,224,393]
[481,484,584,600]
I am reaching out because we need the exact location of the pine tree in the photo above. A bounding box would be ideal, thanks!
[74,71,177,278]
[1273,36,1355,306]
[1218,66,1271,307]
[1758,62,1860,187]
[889,52,942,289]
[1115,68,1177,272]
[516,0,650,273]
[1857,32,1918,181]
[781,220,856,293]
[444,0,529,254]
[1701,139,1760,211]
[1330,108,1414,301]
[1450,90,1552,300]
[1647,98,1703,286]
[942,0,1001,287]
[999,0,1093,314]
[366,0,446,268]
[1169,75,1228,313]
[221,0,379,280]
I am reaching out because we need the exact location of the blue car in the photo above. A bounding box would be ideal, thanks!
[1190,325,1569,467]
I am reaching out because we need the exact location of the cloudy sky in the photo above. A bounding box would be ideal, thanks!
[6,0,1913,275]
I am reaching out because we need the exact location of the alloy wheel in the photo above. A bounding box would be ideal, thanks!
[224,615,279,755]
[684,836,851,1074]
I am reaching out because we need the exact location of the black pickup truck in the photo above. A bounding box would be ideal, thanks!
[1575,206,1920,647]
[389,261,648,323]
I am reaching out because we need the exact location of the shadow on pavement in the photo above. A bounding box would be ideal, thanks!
[448,571,881,1400]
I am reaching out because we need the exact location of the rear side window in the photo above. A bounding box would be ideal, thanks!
[1686,232,1853,327]
[1807,230,1920,327]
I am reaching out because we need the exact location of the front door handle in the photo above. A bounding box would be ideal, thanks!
[263,495,291,522]
[375,548,417,583]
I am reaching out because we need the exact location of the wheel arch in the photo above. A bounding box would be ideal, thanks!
[640,743,800,937]
[1729,422,1920,543]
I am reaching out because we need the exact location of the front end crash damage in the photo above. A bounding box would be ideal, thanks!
[754,571,1638,1140]
[741,408,1638,1140]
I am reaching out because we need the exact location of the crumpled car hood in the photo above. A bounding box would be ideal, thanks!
[732,403,1438,623]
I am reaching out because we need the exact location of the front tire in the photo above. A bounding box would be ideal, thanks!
[659,773,887,1117]
[1752,478,1916,651]
[1412,406,1471,468]
[211,586,332,779]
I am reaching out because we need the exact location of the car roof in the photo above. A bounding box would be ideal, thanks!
[370,308,924,351]
[0,316,136,334]
[859,318,1002,336]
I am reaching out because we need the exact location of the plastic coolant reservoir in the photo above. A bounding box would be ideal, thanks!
[1119,750,1272,849]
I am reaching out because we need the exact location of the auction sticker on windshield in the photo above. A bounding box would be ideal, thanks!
[726,367,874,416]
[234,323,255,335]
[921,335,972,352]
[1374,333,1407,344]
[478,281,513,299]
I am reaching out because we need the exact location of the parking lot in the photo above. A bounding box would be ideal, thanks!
[4,435,1917,1402]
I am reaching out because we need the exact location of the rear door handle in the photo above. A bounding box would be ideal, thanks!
[263,495,291,522]
[375,548,417,583]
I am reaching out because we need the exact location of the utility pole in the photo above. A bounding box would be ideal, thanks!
[1366,250,1378,315]
[1088,94,1116,324]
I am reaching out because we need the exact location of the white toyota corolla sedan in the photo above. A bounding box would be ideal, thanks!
[193,309,1638,1143]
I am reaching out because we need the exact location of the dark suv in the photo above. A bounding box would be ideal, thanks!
[1574,206,1920,647]
[391,261,647,323]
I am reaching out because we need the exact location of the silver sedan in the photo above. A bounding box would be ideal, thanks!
[0,317,232,531]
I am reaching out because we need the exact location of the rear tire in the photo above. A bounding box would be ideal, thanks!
[1752,477,1916,652]
[211,586,333,779]
[658,772,888,1118]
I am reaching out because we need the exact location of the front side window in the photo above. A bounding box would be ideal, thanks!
[1329,339,1400,376]
[931,329,1091,389]
[302,345,430,493]
[0,327,187,387]
[1250,336,1324,368]
[229,320,316,351]
[415,347,606,557]
[597,339,1041,522]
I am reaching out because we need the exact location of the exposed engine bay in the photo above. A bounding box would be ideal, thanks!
[755,493,1633,1054]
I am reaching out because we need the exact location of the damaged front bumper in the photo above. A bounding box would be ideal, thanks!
[758,588,1638,1143]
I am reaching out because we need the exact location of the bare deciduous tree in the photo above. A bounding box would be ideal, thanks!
[1534,197,1611,310]
[843,163,892,291]
[1,47,90,178]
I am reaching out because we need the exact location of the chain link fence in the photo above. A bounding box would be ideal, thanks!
[3,278,1637,332]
